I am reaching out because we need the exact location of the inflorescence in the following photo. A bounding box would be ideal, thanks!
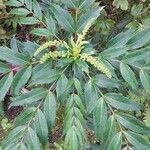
[34,18,112,78]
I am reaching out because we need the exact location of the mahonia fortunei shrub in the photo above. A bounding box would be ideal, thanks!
[0,0,150,149]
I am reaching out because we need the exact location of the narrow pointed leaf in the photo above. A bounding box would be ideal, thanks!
[120,62,138,89]
[10,8,30,15]
[140,70,150,92]
[33,109,48,147]
[19,17,39,25]
[116,114,150,135]
[56,74,68,101]
[10,88,48,106]
[11,66,32,96]
[0,72,13,102]
[0,62,10,74]
[84,82,99,113]
[25,0,32,11]
[127,29,150,49]
[69,130,79,150]
[106,30,135,48]
[2,126,26,147]
[107,132,122,150]
[0,47,30,65]
[31,28,52,36]
[25,127,41,150]
[14,107,36,126]
[44,92,56,130]
[33,0,42,20]
[105,93,142,111]
[124,131,150,150]
[93,98,107,141]
[52,5,75,32]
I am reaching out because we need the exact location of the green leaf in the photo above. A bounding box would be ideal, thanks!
[94,74,120,89]
[56,74,68,102]
[14,107,36,126]
[62,0,95,10]
[120,62,138,89]
[74,94,85,113]
[116,114,150,135]
[23,41,39,56]
[124,131,150,150]
[10,8,30,15]
[123,47,150,63]
[19,17,39,25]
[2,126,26,147]
[127,29,150,49]
[52,5,75,32]
[25,0,32,11]
[33,0,42,20]
[73,126,84,146]
[10,36,18,51]
[105,115,116,141]
[74,107,85,124]
[20,143,28,150]
[62,0,77,8]
[70,130,78,150]
[93,98,108,141]
[105,93,142,111]
[25,127,41,150]
[0,72,13,102]
[84,81,99,113]
[141,17,150,29]
[131,4,143,17]
[30,65,60,85]
[11,66,32,96]
[33,109,48,147]
[0,62,10,74]
[107,132,122,150]
[101,46,127,59]
[77,7,102,32]
[31,28,52,36]
[10,88,48,106]
[5,0,23,7]
[113,0,129,10]
[78,0,95,9]
[74,78,83,95]
[45,17,56,35]
[0,47,30,65]
[65,128,79,150]
[44,92,56,130]
[140,70,150,92]
[106,30,135,48]
[3,143,20,150]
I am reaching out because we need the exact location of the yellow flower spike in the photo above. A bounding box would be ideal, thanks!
[82,18,95,37]
[40,51,61,64]
[34,40,63,56]
[76,33,84,45]
[62,41,70,49]
[70,36,77,49]
[80,53,112,78]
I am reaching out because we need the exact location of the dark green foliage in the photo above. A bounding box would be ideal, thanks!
[0,0,150,149]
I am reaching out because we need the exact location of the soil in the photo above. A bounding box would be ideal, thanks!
[3,96,23,120]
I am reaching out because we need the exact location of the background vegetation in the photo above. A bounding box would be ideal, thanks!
[0,0,150,149]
